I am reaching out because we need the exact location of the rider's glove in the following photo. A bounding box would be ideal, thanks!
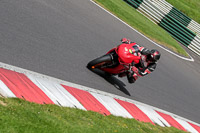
[121,38,131,44]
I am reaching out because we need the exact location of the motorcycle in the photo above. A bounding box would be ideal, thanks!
[87,42,143,79]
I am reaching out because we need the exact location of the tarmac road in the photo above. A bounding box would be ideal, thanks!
[0,0,200,123]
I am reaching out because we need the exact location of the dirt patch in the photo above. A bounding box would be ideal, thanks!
[0,100,7,106]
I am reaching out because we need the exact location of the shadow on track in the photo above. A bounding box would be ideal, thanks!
[88,68,131,96]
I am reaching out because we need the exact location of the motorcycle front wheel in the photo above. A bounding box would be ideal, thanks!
[87,54,112,70]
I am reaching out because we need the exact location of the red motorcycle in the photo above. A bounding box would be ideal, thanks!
[87,42,142,77]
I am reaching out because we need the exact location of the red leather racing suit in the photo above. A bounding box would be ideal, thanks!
[117,42,157,83]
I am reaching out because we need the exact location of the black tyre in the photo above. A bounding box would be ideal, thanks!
[87,54,112,70]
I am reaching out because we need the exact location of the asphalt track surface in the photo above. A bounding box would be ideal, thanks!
[1,0,200,123]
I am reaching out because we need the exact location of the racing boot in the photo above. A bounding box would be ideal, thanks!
[127,72,135,83]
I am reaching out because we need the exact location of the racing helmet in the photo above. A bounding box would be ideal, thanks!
[150,49,160,62]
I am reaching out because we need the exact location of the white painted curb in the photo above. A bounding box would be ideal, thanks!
[0,62,200,133]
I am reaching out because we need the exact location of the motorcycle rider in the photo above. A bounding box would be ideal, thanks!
[120,38,161,83]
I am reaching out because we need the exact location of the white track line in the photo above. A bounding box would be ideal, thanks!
[90,0,194,62]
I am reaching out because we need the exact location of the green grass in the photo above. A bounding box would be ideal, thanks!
[0,97,187,133]
[166,0,200,24]
[93,0,189,56]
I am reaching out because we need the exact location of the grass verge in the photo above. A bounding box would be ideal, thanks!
[93,0,188,56]
[0,97,187,133]
[166,0,200,24]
